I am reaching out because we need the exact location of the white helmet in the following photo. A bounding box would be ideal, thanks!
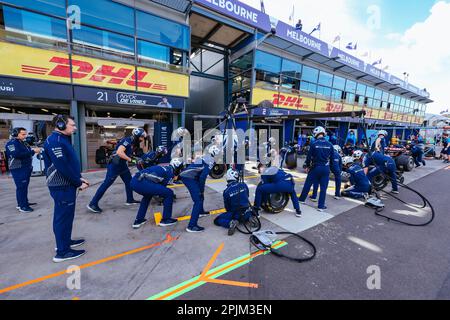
[268,137,277,145]
[342,156,354,166]
[226,168,239,182]
[352,150,364,160]
[313,126,326,138]
[170,158,183,170]
[378,130,388,137]
[176,127,187,137]
[209,145,221,157]
[333,145,342,154]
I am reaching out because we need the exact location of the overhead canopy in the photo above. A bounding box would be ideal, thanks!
[148,0,191,13]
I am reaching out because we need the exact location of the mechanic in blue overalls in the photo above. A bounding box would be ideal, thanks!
[298,126,334,212]
[367,152,399,194]
[410,139,426,168]
[137,145,168,171]
[253,166,302,218]
[130,158,184,229]
[43,115,90,263]
[341,156,371,199]
[310,144,343,202]
[214,168,252,235]
[371,130,387,155]
[87,128,146,213]
[179,147,218,233]
[5,127,41,212]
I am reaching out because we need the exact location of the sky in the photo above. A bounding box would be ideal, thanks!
[240,0,450,115]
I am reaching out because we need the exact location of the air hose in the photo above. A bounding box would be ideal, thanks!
[250,230,317,263]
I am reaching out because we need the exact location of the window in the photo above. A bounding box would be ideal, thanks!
[394,95,401,105]
[301,66,319,83]
[2,6,66,40]
[365,86,375,98]
[374,89,382,100]
[73,25,134,58]
[317,85,332,99]
[356,83,366,96]
[374,100,382,108]
[69,0,134,36]
[318,71,333,87]
[345,80,357,93]
[333,76,346,90]
[382,91,389,102]
[229,51,253,78]
[5,0,66,17]
[300,81,317,95]
[137,10,189,50]
[255,70,280,86]
[331,89,343,102]
[138,40,170,64]
[356,95,365,106]
[281,59,302,79]
[345,93,355,104]
[255,50,281,74]
[281,75,300,92]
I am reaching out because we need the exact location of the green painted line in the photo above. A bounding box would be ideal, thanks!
[147,241,288,300]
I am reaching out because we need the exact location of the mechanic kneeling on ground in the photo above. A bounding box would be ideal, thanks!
[341,156,371,199]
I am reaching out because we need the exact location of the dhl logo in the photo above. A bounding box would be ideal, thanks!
[21,57,167,91]
[272,94,309,109]
[325,103,344,112]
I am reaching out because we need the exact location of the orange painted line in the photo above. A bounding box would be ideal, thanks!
[0,234,178,295]
[200,243,224,280]
[155,242,285,300]
[204,278,259,289]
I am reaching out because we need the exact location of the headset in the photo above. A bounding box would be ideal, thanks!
[10,127,21,138]
[55,115,67,131]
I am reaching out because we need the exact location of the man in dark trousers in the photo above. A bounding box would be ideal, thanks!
[43,115,90,263]
[5,127,41,212]
[87,128,146,213]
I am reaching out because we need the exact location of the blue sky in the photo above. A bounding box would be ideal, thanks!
[241,0,450,114]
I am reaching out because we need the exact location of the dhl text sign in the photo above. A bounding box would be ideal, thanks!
[251,87,315,112]
[0,42,189,97]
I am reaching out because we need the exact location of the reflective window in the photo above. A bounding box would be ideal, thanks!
[300,81,317,95]
[69,0,134,36]
[255,50,281,74]
[281,75,300,91]
[137,10,189,50]
[301,66,319,83]
[394,95,401,105]
[333,76,346,90]
[5,0,66,17]
[345,80,357,93]
[317,85,332,99]
[365,86,375,98]
[382,91,390,102]
[2,6,66,41]
[374,89,383,100]
[138,40,170,64]
[331,89,343,102]
[318,71,333,87]
[356,83,366,96]
[73,25,134,56]
[281,59,302,79]
[345,93,355,104]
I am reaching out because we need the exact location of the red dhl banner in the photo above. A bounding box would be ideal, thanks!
[251,87,315,111]
[0,42,189,97]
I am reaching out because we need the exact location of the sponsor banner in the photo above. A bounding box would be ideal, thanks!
[74,86,184,109]
[0,42,70,84]
[0,42,189,98]
[378,110,386,121]
[251,87,315,112]
[195,0,272,32]
[276,21,329,57]
[365,108,379,119]
[315,100,345,113]
[71,55,189,97]
[0,76,72,100]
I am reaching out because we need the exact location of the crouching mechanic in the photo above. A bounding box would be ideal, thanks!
[341,157,371,199]
[214,168,252,235]
[310,144,343,201]
[179,148,217,233]
[130,158,184,229]
[88,128,146,213]
[367,152,399,194]
[253,166,302,218]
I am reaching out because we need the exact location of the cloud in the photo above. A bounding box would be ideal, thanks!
[241,0,450,114]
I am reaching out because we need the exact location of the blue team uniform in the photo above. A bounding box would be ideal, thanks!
[312,150,342,199]
[215,181,251,229]
[342,163,371,199]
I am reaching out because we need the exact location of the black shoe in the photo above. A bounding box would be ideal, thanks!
[87,204,102,213]
[70,239,85,248]
[28,202,37,206]
[132,219,147,229]
[228,220,238,236]
[159,218,178,227]
[422,161,426,166]
[186,225,205,233]
[295,210,302,218]
[19,207,33,213]
[199,211,211,218]
[415,164,421,168]
[125,200,141,206]
[53,249,86,263]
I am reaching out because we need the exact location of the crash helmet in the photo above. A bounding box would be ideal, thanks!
[352,150,364,160]
[132,128,146,139]
[170,158,183,172]
[342,156,354,167]
[313,126,326,138]
[226,168,239,182]
[333,145,343,155]
[156,145,168,155]
[209,145,221,157]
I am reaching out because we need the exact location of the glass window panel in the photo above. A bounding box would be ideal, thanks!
[365,86,375,98]
[301,65,319,83]
[73,25,134,55]
[333,76,346,90]
[356,83,367,96]
[300,81,317,94]
[5,0,66,17]
[137,10,189,50]
[345,80,357,93]
[317,85,332,99]
[318,71,333,87]
[281,59,302,78]
[255,50,281,74]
